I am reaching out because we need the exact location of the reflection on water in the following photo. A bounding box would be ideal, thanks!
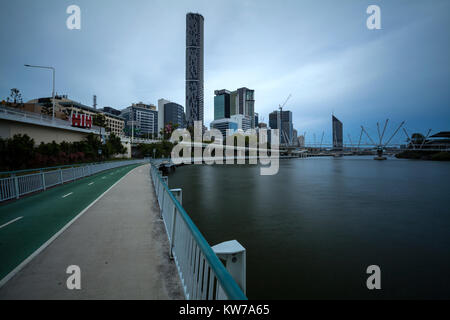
[168,156,450,299]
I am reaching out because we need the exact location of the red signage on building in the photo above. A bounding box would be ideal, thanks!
[71,113,92,128]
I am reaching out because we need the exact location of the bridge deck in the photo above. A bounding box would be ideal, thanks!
[0,164,183,299]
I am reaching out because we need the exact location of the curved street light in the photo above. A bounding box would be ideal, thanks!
[24,64,56,120]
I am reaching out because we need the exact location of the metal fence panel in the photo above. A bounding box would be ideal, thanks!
[44,170,61,188]
[61,168,74,183]
[0,160,146,202]
[150,164,247,300]
[18,173,43,196]
[0,177,16,201]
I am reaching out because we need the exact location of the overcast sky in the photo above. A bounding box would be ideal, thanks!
[1,0,449,145]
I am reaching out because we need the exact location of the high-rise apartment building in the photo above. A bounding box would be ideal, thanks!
[158,98,170,135]
[269,110,293,145]
[158,99,186,135]
[186,13,204,128]
[234,87,255,128]
[214,87,255,128]
[214,90,231,120]
[332,115,343,150]
[164,103,185,129]
[121,104,158,138]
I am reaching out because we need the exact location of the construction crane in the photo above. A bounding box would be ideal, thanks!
[320,131,324,150]
[279,94,292,112]
[278,94,292,145]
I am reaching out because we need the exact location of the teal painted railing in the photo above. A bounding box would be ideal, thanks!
[150,164,247,300]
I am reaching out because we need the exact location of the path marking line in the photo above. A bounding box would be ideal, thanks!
[0,165,142,289]
[62,192,73,198]
[0,217,23,230]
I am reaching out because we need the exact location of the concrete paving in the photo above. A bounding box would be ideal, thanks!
[0,164,184,300]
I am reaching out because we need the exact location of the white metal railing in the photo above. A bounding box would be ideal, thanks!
[150,164,247,300]
[0,159,147,202]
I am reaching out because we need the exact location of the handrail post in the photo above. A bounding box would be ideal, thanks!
[169,188,182,259]
[41,170,46,191]
[59,168,63,184]
[212,240,247,298]
[160,176,168,218]
[13,173,19,199]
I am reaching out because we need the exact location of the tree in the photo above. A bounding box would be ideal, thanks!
[107,133,126,155]
[137,141,174,158]
[410,133,425,147]
[41,101,53,116]
[6,88,23,105]
[93,113,107,128]
[84,133,102,159]
[62,108,72,120]
[0,132,128,171]
[0,134,35,170]
[161,122,179,140]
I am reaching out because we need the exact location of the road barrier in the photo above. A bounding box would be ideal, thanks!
[0,160,147,202]
[150,163,247,300]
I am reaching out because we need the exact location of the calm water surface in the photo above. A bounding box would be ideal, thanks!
[168,156,450,299]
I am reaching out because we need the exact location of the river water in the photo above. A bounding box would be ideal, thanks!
[167,156,450,299]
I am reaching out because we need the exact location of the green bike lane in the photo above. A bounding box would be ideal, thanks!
[0,163,143,283]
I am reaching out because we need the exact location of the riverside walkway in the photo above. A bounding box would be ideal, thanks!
[0,164,184,299]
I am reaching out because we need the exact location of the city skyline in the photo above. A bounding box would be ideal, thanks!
[1,0,449,144]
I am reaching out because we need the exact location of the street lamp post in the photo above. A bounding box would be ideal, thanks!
[24,64,56,120]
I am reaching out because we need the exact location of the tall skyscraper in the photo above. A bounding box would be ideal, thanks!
[235,87,255,128]
[158,98,170,135]
[269,110,293,144]
[214,87,256,128]
[332,115,343,150]
[214,90,231,120]
[164,102,186,129]
[158,99,186,136]
[186,13,204,128]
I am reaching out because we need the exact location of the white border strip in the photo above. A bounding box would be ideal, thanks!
[0,217,23,230]
[0,164,145,289]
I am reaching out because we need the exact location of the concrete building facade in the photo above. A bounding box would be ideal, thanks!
[186,13,204,128]
[121,104,158,138]
[28,96,125,136]
[269,110,293,145]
